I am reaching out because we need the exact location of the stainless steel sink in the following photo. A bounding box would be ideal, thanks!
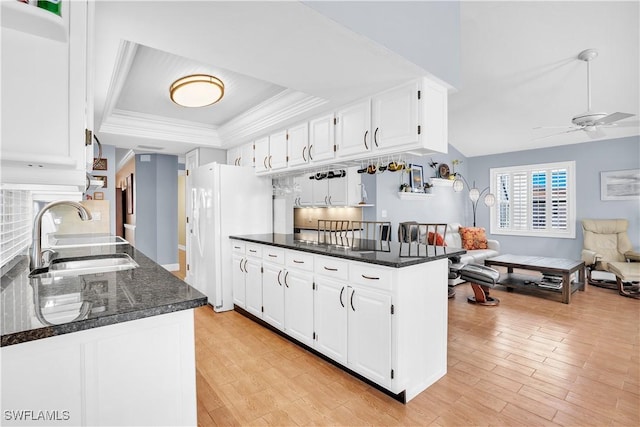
[30,253,139,278]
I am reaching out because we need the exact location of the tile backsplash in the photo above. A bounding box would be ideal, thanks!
[0,190,32,268]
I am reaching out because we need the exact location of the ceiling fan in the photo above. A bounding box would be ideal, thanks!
[535,48,636,140]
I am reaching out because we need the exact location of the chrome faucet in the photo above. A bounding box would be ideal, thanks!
[30,201,92,270]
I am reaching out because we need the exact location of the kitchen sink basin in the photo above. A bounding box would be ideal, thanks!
[30,253,139,278]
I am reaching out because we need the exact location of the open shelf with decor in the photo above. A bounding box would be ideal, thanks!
[430,178,454,187]
[397,192,434,200]
[1,1,67,42]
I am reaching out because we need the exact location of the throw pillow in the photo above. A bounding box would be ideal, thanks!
[459,227,488,250]
[427,231,447,246]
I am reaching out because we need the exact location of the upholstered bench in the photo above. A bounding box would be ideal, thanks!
[607,262,640,299]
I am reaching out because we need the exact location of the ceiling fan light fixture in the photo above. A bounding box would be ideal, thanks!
[169,74,224,108]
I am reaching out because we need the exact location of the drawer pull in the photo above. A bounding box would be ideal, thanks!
[362,274,380,280]
[323,266,338,271]
[293,260,304,264]
[268,254,277,258]
[249,249,257,253]
[233,246,241,249]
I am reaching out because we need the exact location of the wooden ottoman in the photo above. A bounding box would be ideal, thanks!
[607,262,640,299]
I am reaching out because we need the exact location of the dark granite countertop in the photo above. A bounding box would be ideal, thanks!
[229,233,466,268]
[1,244,207,347]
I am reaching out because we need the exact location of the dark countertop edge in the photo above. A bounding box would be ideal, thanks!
[1,297,207,347]
[229,235,466,268]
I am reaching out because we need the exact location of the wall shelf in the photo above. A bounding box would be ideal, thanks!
[1,1,67,42]
[430,178,455,187]
[397,192,434,200]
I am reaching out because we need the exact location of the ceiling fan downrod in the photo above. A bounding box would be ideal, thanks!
[578,48,598,112]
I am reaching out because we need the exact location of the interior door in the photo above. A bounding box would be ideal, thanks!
[184,150,199,286]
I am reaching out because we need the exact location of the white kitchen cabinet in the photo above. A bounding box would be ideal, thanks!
[1,0,93,190]
[308,113,335,162]
[293,174,313,206]
[335,100,371,158]
[254,136,270,173]
[371,81,420,153]
[268,130,288,171]
[244,250,263,318]
[283,251,315,346]
[231,252,246,307]
[314,277,348,364]
[262,261,285,330]
[286,122,309,167]
[1,310,197,427]
[227,142,255,167]
[328,176,347,205]
[347,286,392,388]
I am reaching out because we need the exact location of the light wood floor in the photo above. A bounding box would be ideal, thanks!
[191,281,639,426]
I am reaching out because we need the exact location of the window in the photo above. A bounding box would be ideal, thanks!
[490,161,576,238]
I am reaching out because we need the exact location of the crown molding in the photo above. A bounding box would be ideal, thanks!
[218,89,328,145]
[101,109,223,146]
[101,40,138,129]
[117,149,136,171]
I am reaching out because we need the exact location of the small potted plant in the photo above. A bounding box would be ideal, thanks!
[423,181,434,193]
[399,183,411,192]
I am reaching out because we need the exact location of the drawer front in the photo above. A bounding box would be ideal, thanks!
[231,240,246,253]
[246,243,263,258]
[263,247,285,264]
[349,262,393,291]
[285,250,314,272]
[314,255,348,281]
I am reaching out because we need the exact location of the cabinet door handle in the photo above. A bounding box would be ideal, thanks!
[302,146,307,162]
[243,259,248,272]
[362,274,380,280]
[284,271,290,287]
[269,155,273,169]
[323,266,338,271]
[239,258,245,273]
[277,270,282,286]
[374,127,379,147]
[339,286,345,307]
[238,156,241,165]
[263,156,268,169]
[309,144,314,160]
[350,289,355,311]
[363,130,369,150]
[293,260,304,264]
[328,195,332,205]
[324,195,328,205]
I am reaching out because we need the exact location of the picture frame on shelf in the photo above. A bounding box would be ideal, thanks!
[94,175,107,189]
[93,191,104,200]
[93,158,107,171]
[600,169,640,200]
[409,164,424,192]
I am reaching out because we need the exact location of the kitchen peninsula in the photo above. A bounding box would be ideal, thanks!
[1,243,207,426]
[230,233,465,402]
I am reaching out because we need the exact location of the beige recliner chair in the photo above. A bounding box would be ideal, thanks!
[581,219,640,299]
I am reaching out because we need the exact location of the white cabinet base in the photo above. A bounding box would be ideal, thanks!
[1,310,197,426]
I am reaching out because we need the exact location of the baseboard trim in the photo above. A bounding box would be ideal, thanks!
[162,263,180,272]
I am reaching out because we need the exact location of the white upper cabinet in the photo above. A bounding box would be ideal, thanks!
[371,81,420,153]
[1,1,93,190]
[268,130,288,171]
[335,100,372,158]
[308,113,335,162]
[287,122,309,167]
[227,142,254,167]
[254,136,270,173]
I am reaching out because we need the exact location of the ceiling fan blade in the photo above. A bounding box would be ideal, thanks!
[533,125,575,130]
[595,112,635,125]
[602,120,640,128]
[534,128,582,141]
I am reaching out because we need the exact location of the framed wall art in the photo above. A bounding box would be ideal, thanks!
[94,175,107,189]
[409,164,424,192]
[600,169,640,201]
[126,173,134,214]
[93,158,108,171]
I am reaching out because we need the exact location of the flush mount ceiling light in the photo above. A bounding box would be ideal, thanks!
[169,74,224,108]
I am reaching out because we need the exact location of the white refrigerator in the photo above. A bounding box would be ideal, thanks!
[187,163,272,312]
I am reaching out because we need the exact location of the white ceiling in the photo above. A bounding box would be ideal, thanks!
[93,1,640,158]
